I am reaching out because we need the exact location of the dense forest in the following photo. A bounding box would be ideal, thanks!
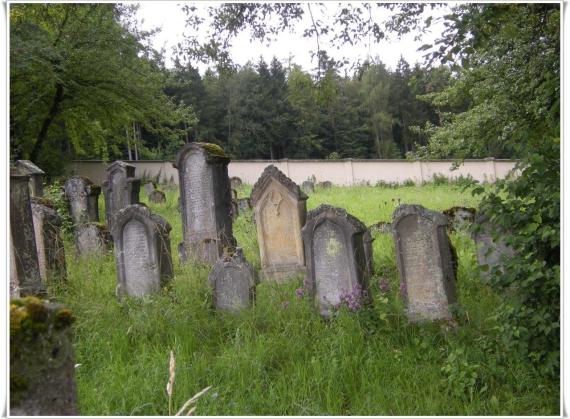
[10,3,559,175]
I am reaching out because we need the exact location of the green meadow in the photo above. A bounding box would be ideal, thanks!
[47,184,558,416]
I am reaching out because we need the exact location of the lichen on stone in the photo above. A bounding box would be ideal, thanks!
[196,142,228,157]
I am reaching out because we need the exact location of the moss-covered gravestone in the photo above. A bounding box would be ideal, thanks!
[112,204,173,297]
[174,142,236,264]
[301,205,370,318]
[31,197,67,282]
[10,297,78,416]
[10,168,44,297]
[64,176,101,225]
[392,204,458,322]
[251,165,308,281]
[102,161,140,232]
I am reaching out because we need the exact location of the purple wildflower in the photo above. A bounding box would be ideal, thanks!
[378,278,390,294]
[338,283,369,312]
[295,287,305,299]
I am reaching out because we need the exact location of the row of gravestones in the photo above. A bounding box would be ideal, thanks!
[9,149,513,415]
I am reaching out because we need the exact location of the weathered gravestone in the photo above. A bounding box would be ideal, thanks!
[443,206,477,232]
[230,176,243,189]
[472,213,515,278]
[10,168,45,296]
[237,197,251,213]
[31,197,66,282]
[174,142,235,264]
[10,232,20,298]
[64,176,101,225]
[10,297,78,416]
[208,248,256,312]
[149,189,166,204]
[229,189,239,220]
[143,181,155,195]
[15,160,45,197]
[301,180,315,194]
[251,165,308,280]
[369,221,392,234]
[102,161,140,231]
[392,204,458,322]
[318,181,332,189]
[301,205,370,317]
[74,223,113,257]
[112,204,173,297]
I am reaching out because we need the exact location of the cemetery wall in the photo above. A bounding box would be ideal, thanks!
[71,158,517,186]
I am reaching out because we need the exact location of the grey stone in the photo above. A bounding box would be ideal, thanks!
[143,181,156,195]
[251,165,308,281]
[369,221,392,234]
[15,160,45,197]
[112,204,173,297]
[317,181,332,189]
[443,206,476,232]
[230,176,243,189]
[472,213,515,278]
[208,248,256,312]
[64,176,101,225]
[237,198,251,213]
[102,161,140,232]
[301,205,369,317]
[392,204,458,322]
[10,168,45,296]
[31,197,66,282]
[10,298,78,416]
[174,143,236,265]
[10,231,20,298]
[74,223,112,257]
[148,189,166,204]
[301,180,315,194]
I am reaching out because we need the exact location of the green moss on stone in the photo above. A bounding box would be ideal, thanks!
[196,142,228,157]
[54,308,76,329]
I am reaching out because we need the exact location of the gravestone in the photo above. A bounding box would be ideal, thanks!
[392,204,458,322]
[74,223,113,257]
[318,181,332,189]
[31,197,67,282]
[174,142,235,264]
[112,204,173,297]
[143,181,155,195]
[251,165,308,280]
[301,180,315,194]
[369,221,392,234]
[102,161,140,231]
[230,176,242,189]
[363,229,374,279]
[148,189,166,204]
[472,213,514,278]
[208,248,256,312]
[10,232,20,298]
[301,205,369,317]
[15,160,45,197]
[10,168,45,296]
[64,176,101,225]
[443,206,476,232]
[237,198,251,213]
[10,297,78,415]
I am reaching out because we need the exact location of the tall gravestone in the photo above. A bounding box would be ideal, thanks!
[102,161,140,231]
[251,165,308,281]
[301,205,369,317]
[31,197,67,282]
[208,248,256,312]
[10,297,78,415]
[472,213,514,278]
[64,176,101,225]
[15,160,45,197]
[112,204,173,297]
[392,204,458,322]
[10,168,45,296]
[174,143,235,264]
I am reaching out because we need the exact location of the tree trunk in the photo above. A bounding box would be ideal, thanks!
[125,127,132,160]
[30,83,64,162]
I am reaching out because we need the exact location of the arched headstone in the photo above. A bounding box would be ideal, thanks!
[102,161,140,231]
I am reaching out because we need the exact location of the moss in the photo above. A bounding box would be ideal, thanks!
[196,142,228,157]
[54,308,76,329]
[10,374,28,404]
[10,304,29,334]
[31,196,55,208]
[23,297,49,324]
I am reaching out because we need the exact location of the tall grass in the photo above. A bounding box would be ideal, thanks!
[49,184,558,416]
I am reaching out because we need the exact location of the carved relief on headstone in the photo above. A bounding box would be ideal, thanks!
[112,204,173,297]
[174,142,235,264]
[64,176,101,225]
[31,197,66,282]
[10,168,45,296]
[392,204,458,322]
[15,160,45,197]
[75,223,112,257]
[251,165,308,281]
[471,213,514,278]
[301,205,369,317]
[102,161,140,231]
[10,297,78,415]
[208,248,256,312]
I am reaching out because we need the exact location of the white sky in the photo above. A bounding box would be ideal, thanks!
[136,2,450,73]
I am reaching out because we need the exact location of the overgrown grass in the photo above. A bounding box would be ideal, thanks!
[48,184,558,416]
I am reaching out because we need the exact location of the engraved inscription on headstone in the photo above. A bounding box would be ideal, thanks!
[123,219,155,296]
[392,204,458,322]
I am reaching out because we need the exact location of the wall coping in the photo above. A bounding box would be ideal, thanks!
[73,158,519,164]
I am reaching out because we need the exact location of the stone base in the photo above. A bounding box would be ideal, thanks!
[261,264,306,282]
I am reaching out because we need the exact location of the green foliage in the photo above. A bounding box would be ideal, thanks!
[44,180,74,238]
